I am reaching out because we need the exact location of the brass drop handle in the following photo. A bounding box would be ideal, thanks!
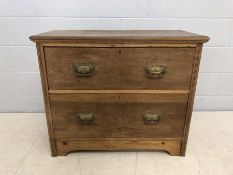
[73,64,95,77]
[144,112,161,124]
[76,112,95,124]
[145,64,167,78]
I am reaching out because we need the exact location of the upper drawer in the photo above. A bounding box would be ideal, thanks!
[44,47,195,90]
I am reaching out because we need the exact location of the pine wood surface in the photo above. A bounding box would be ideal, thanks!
[31,30,209,156]
[44,47,195,90]
[30,30,209,43]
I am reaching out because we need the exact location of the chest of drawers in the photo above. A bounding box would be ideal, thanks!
[30,30,209,156]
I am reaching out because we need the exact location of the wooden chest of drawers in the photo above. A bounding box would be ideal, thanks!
[30,30,209,156]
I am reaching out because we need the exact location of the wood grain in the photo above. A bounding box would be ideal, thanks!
[42,43,196,48]
[36,43,57,156]
[49,89,190,94]
[31,30,209,157]
[181,44,203,156]
[50,94,187,140]
[38,39,207,44]
[30,30,210,43]
[44,47,195,90]
[56,140,182,156]
[50,93,189,103]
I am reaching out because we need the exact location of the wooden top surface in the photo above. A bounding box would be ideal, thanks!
[30,30,209,43]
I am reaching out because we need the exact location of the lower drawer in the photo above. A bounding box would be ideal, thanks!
[50,93,188,140]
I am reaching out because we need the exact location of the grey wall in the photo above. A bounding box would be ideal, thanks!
[0,0,233,112]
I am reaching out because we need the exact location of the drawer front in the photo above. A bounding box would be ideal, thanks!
[50,94,188,140]
[44,47,195,90]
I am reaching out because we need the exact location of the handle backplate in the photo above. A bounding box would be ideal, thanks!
[73,64,95,77]
[76,112,95,124]
[145,64,167,78]
[144,112,161,124]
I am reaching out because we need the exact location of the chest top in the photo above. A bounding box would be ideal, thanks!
[30,30,209,44]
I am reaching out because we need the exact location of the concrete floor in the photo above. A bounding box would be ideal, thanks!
[0,112,233,175]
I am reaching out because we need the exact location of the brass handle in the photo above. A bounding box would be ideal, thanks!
[73,64,95,77]
[145,65,167,78]
[76,112,95,124]
[144,112,161,124]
